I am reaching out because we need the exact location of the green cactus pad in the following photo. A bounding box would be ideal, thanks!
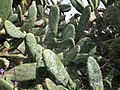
[6,63,36,81]
[36,84,43,90]
[87,56,103,90]
[0,78,17,90]
[0,0,13,29]
[25,33,45,83]
[18,5,22,22]
[77,37,96,53]
[45,78,56,90]
[4,20,25,38]
[8,14,18,22]
[28,1,37,19]
[25,33,38,58]
[56,85,68,90]
[48,6,60,37]
[25,33,43,60]
[36,45,47,84]
[62,24,75,40]
[64,45,80,65]
[104,5,120,32]
[43,49,72,86]
[76,6,91,38]
[44,78,68,90]
[57,38,75,50]
[37,5,44,19]
[21,17,36,32]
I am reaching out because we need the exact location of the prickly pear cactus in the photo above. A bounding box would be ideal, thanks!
[104,5,120,32]
[76,6,91,38]
[0,0,13,29]
[0,0,120,89]
[44,78,56,90]
[28,1,37,19]
[21,17,36,32]
[8,14,18,22]
[0,78,18,90]
[77,37,96,53]
[25,33,38,58]
[44,78,68,90]
[6,63,36,81]
[57,38,75,50]
[4,20,25,38]
[47,6,60,37]
[62,24,75,40]
[64,45,80,65]
[43,49,72,86]
[87,56,103,90]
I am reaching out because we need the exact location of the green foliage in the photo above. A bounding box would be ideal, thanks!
[104,5,120,32]
[87,56,103,90]
[57,38,75,50]
[44,78,57,90]
[25,33,38,58]
[62,24,75,40]
[0,78,17,90]
[4,20,25,38]
[77,37,96,54]
[8,14,18,22]
[28,1,37,19]
[48,6,60,38]
[21,17,36,32]
[0,0,120,90]
[63,45,80,65]
[76,6,91,39]
[0,0,13,29]
[43,49,72,86]
[6,63,36,81]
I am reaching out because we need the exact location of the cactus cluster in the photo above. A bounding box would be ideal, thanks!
[0,0,120,90]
